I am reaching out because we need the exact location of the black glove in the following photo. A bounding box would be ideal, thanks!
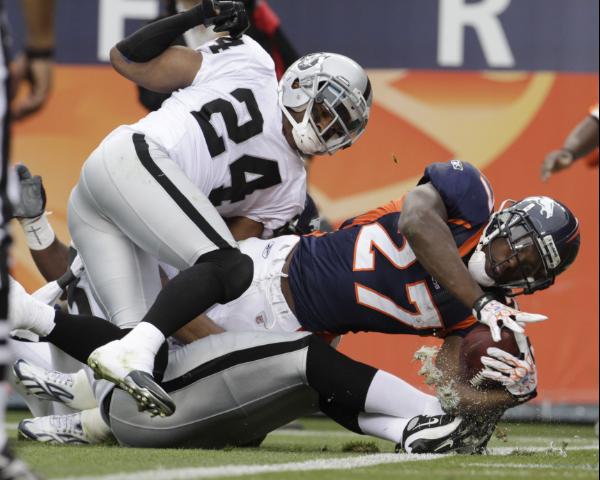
[11,164,46,219]
[210,1,250,39]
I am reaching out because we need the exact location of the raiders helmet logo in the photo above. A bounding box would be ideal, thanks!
[297,53,326,71]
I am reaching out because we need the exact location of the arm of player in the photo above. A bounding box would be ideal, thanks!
[27,239,70,282]
[225,216,264,241]
[110,45,203,94]
[12,165,70,281]
[173,314,225,344]
[110,1,247,93]
[541,113,599,181]
[436,335,517,416]
[10,0,56,120]
[400,182,543,342]
[399,183,486,309]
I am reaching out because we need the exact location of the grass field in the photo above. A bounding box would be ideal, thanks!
[7,411,599,480]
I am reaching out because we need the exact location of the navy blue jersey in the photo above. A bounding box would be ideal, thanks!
[289,161,494,337]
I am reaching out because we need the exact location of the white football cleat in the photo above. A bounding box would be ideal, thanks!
[18,412,91,445]
[13,359,76,405]
[87,340,175,417]
[13,359,97,411]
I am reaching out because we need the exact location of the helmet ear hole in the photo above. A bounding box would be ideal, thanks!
[291,79,301,89]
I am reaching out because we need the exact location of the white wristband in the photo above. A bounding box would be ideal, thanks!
[19,213,56,250]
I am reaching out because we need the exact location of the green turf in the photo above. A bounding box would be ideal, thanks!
[6,411,599,480]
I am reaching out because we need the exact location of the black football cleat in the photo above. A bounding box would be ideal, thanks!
[396,414,467,454]
[123,371,175,418]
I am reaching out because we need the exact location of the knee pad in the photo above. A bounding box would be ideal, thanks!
[196,248,253,303]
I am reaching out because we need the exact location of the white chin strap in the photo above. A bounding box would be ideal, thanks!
[291,122,325,155]
[467,249,496,287]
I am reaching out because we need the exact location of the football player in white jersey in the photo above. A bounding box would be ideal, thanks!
[10,271,486,455]
[63,1,372,417]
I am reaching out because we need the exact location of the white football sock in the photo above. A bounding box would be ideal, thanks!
[69,369,98,411]
[422,396,445,416]
[8,278,56,337]
[81,407,113,444]
[364,370,439,418]
[26,302,56,337]
[358,413,409,443]
[121,322,165,356]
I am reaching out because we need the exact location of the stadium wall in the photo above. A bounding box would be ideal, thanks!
[6,1,598,408]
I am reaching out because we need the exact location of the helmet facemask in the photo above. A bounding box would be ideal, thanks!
[474,201,556,295]
[278,53,371,156]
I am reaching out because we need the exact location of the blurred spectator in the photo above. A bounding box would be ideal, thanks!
[541,103,599,181]
[8,0,56,120]
[138,0,299,112]
[2,1,56,477]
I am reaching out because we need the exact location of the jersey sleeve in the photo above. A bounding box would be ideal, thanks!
[418,160,494,228]
[247,199,306,238]
[193,35,275,87]
[340,198,404,229]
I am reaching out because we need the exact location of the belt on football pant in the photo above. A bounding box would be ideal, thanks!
[280,243,298,317]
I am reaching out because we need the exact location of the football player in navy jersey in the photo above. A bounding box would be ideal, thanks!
[9,160,580,453]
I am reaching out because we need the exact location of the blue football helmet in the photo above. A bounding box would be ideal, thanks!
[475,196,580,295]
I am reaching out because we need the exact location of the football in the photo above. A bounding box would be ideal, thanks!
[459,324,520,390]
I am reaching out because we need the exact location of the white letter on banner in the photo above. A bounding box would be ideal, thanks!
[438,0,514,67]
[98,0,160,61]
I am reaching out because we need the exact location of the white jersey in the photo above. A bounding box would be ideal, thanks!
[127,35,306,235]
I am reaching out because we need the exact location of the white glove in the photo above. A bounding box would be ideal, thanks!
[472,294,547,342]
[479,331,537,402]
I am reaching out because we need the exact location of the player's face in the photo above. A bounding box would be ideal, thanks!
[484,237,545,285]
[311,102,348,142]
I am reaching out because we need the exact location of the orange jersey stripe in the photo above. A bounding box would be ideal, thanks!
[458,225,485,257]
[448,218,473,230]
[341,197,405,230]
[440,315,478,337]
[303,230,328,238]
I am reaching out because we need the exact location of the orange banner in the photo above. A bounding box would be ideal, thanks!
[10,66,599,403]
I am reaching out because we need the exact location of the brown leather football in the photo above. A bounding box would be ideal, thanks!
[459,324,520,390]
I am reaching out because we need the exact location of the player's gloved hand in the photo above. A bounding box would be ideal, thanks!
[11,164,46,219]
[541,148,574,182]
[202,0,249,39]
[479,331,538,403]
[472,293,547,342]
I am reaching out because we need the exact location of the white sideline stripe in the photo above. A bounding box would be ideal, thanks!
[271,428,355,437]
[462,462,598,471]
[51,445,600,480]
[6,423,18,430]
[52,453,444,480]
[490,445,599,454]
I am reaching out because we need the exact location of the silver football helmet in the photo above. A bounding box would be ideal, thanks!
[278,52,372,156]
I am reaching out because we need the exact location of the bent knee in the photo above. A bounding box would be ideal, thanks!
[197,248,253,303]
